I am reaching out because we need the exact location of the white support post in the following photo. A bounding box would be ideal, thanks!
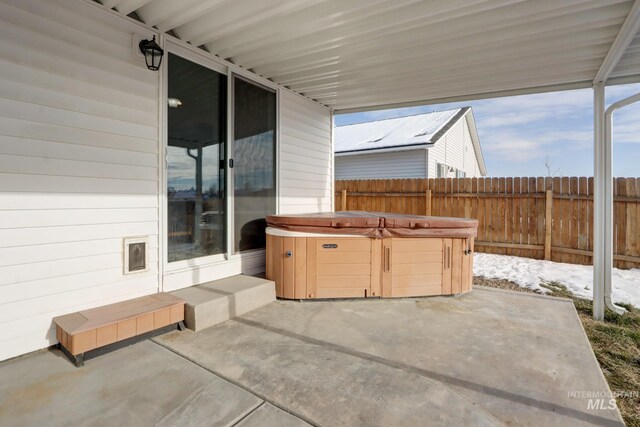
[591,1,640,320]
[603,89,614,319]
[593,85,640,320]
[593,83,605,320]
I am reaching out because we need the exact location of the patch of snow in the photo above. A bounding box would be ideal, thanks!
[474,253,640,307]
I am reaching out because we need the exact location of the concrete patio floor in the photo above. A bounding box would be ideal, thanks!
[0,287,624,426]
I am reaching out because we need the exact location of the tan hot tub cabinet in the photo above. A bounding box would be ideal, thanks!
[266,212,477,300]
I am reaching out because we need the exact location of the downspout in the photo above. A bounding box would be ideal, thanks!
[602,91,640,315]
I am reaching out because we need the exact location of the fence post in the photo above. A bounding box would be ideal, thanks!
[341,190,347,211]
[425,189,432,216]
[544,189,553,260]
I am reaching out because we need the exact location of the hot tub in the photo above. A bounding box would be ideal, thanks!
[266,212,477,300]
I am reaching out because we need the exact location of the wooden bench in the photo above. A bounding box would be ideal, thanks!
[53,293,185,367]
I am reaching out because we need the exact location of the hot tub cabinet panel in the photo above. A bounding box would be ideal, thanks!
[382,238,446,298]
[266,234,382,299]
[380,237,474,298]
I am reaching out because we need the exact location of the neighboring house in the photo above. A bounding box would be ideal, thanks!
[335,107,487,180]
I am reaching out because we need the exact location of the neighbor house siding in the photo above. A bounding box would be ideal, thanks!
[462,115,482,177]
[0,0,160,361]
[336,149,427,180]
[427,114,482,178]
[279,90,333,213]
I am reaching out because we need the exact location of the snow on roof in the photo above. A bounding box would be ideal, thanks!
[335,108,463,154]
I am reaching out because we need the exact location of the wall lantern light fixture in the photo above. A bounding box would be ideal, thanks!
[138,36,163,71]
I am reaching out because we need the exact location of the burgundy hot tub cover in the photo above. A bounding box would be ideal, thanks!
[266,211,477,239]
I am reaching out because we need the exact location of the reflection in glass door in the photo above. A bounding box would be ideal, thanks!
[233,77,277,252]
[167,53,227,262]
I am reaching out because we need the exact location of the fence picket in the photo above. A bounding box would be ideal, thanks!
[498,178,507,255]
[536,177,546,253]
[512,177,522,257]
[477,178,486,244]
[626,179,637,270]
[528,177,538,255]
[572,178,580,264]
[616,178,627,269]
[637,178,640,267]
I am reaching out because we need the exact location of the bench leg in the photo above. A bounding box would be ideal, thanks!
[74,353,84,367]
[177,321,186,331]
[58,343,84,367]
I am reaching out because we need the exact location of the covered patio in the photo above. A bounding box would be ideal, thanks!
[0,287,624,426]
[1,0,639,425]
[97,0,640,319]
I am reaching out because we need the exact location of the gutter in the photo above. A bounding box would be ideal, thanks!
[336,142,434,156]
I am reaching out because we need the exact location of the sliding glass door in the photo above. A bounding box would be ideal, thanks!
[167,53,227,262]
[233,76,277,252]
[165,49,277,268]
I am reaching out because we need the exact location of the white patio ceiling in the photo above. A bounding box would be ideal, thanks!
[98,0,640,112]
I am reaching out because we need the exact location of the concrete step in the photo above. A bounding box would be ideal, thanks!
[170,275,276,332]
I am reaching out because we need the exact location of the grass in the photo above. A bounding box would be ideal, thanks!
[474,277,640,427]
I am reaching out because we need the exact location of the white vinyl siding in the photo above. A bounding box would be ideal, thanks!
[0,0,160,361]
[336,149,427,180]
[279,90,333,213]
[461,115,482,177]
[427,115,483,179]
[0,0,335,361]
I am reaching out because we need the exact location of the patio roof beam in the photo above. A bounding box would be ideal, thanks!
[334,81,593,115]
[593,0,640,83]
[332,72,640,115]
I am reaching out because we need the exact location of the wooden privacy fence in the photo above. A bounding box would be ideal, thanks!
[335,177,640,269]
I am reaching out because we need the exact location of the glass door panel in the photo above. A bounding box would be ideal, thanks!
[167,53,227,262]
[233,77,277,252]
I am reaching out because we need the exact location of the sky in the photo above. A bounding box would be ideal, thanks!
[335,83,640,178]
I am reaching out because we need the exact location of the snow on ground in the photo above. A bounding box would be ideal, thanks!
[474,253,640,307]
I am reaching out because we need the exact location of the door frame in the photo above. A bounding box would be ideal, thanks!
[159,36,280,292]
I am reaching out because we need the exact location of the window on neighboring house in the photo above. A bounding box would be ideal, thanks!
[437,162,462,178]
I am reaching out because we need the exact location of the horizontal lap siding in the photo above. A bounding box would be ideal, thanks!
[462,116,481,177]
[280,91,332,213]
[427,116,482,178]
[446,120,465,174]
[0,0,159,361]
[335,149,427,180]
